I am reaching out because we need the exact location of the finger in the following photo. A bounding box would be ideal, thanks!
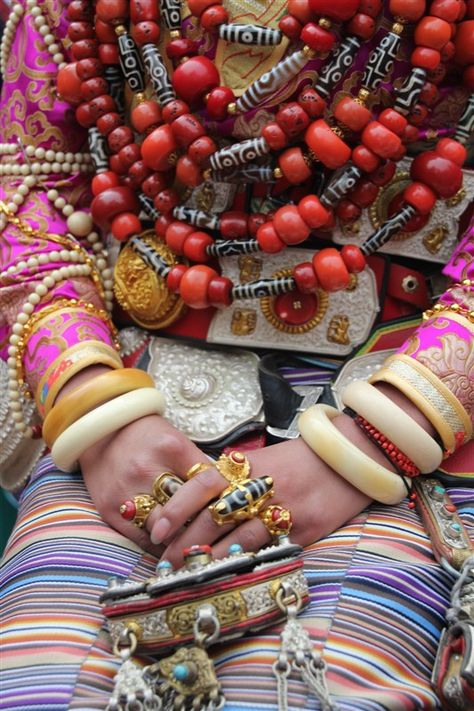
[212,517,271,559]
[160,508,233,567]
[149,466,226,545]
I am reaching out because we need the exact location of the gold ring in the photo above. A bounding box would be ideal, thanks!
[258,505,292,539]
[152,471,183,505]
[209,475,274,526]
[119,494,157,528]
[215,451,250,484]
[184,462,213,480]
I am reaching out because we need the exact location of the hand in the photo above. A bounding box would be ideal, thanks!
[150,434,371,567]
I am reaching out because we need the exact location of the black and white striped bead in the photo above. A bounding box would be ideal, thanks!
[160,0,181,32]
[236,49,308,113]
[141,44,176,106]
[138,193,161,221]
[130,236,171,276]
[117,32,146,94]
[455,93,474,144]
[394,68,426,116]
[88,128,108,174]
[207,240,260,257]
[320,165,361,208]
[362,31,401,91]
[209,165,275,184]
[209,137,270,171]
[361,205,416,256]
[104,66,125,115]
[172,206,220,231]
[232,275,295,300]
[315,36,361,99]
[218,23,282,46]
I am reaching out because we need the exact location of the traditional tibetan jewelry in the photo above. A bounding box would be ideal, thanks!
[184,462,213,480]
[151,470,183,506]
[258,505,292,539]
[298,404,409,505]
[422,301,474,325]
[214,450,251,484]
[341,380,443,473]
[51,387,166,472]
[369,355,473,456]
[209,475,274,526]
[42,367,155,447]
[119,493,157,528]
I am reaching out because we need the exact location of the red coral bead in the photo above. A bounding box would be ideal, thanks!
[430,0,463,21]
[98,43,120,65]
[273,205,311,245]
[378,108,407,135]
[305,120,351,169]
[154,214,174,237]
[340,244,366,272]
[411,46,441,69]
[297,194,329,228]
[75,102,94,127]
[128,160,152,187]
[154,188,180,214]
[170,113,205,148]
[176,155,203,187]
[118,143,142,170]
[410,151,463,197]
[133,21,161,45]
[131,0,161,23]
[183,231,213,261]
[248,213,266,236]
[309,0,359,21]
[454,20,474,65]
[368,160,396,186]
[201,4,229,30]
[81,76,109,101]
[336,200,361,222]
[179,265,217,308]
[334,96,371,131]
[166,264,187,292]
[278,146,312,184]
[68,21,94,42]
[109,154,125,174]
[166,38,198,59]
[96,0,129,22]
[91,170,121,196]
[71,39,99,60]
[131,100,162,133]
[206,86,236,120]
[187,0,218,15]
[208,276,233,307]
[288,0,313,23]
[141,125,178,171]
[165,221,194,254]
[173,56,220,106]
[111,212,142,241]
[293,262,319,293]
[408,102,429,126]
[262,122,288,151]
[415,16,452,49]
[142,172,168,197]
[276,102,311,139]
[419,81,439,106]
[351,179,379,208]
[162,99,190,123]
[95,19,117,42]
[57,63,83,104]
[188,135,217,165]
[436,137,467,165]
[358,0,382,16]
[108,125,134,153]
[361,121,402,159]
[352,145,380,172]
[256,222,286,253]
[220,211,248,239]
[67,0,92,21]
[403,182,437,214]
[297,88,326,118]
[346,12,376,39]
[77,57,103,80]
[97,111,122,135]
[402,123,419,144]
[300,23,336,52]
[389,0,426,21]
[312,248,350,292]
[279,14,303,39]
[120,500,136,520]
[91,186,140,227]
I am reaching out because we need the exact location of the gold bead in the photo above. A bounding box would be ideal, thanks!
[273,167,283,179]
[462,279,473,286]
[392,21,404,34]
[135,92,146,104]
[302,45,316,58]
[318,17,332,29]
[450,303,460,311]
[203,169,212,180]
[357,88,370,104]
[227,102,237,115]
[179,56,190,64]
[114,24,126,36]
[169,30,181,39]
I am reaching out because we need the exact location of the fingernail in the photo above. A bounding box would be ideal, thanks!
[150,517,171,545]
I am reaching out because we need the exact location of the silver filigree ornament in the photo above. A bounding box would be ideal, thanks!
[107,653,163,711]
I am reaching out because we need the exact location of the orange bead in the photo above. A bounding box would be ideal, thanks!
[176,155,203,187]
[278,147,312,184]
[57,63,83,105]
[305,120,351,169]
[287,0,313,24]
[334,96,371,131]
[352,145,380,172]
[131,100,162,133]
[187,0,218,15]
[141,125,177,171]
[430,0,463,21]
[340,244,366,273]
[403,182,437,214]
[454,20,474,65]
[378,108,407,135]
[435,138,467,165]
[256,222,286,253]
[414,16,451,49]
[297,195,330,229]
[312,248,350,292]
[389,0,426,21]
[111,212,142,241]
[201,4,229,29]
[361,121,402,159]
[165,221,194,255]
[179,265,217,308]
[183,231,213,261]
[411,46,441,69]
[273,205,310,245]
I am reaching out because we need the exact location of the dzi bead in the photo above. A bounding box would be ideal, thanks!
[209,137,270,171]
[117,31,146,93]
[218,24,282,45]
[141,44,176,106]
[160,0,181,31]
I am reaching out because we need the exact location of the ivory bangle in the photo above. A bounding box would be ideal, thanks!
[298,404,409,505]
[342,380,443,473]
[43,368,155,447]
[51,388,166,472]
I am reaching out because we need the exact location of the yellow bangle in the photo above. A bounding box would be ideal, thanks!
[42,368,155,448]
[51,388,166,472]
[298,405,409,505]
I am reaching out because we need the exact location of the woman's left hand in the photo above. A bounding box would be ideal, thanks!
[148,434,371,567]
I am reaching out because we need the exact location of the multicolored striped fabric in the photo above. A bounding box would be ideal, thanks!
[1,455,473,710]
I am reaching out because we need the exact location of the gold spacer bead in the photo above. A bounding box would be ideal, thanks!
[357,88,370,104]
[392,21,404,34]
[273,167,283,179]
[318,17,332,29]
[302,45,316,58]
[203,169,212,180]
[135,92,146,104]
[331,125,344,138]
[450,303,460,311]
[462,279,473,286]
[169,30,181,39]
[179,56,190,64]
[114,24,127,36]
[227,102,237,115]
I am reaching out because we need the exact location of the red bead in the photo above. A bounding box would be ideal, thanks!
[403,182,437,214]
[91,187,140,227]
[352,145,380,173]
[132,21,161,45]
[142,172,168,197]
[402,123,419,144]
[154,214,174,237]
[154,188,180,214]
[415,16,452,49]
[293,262,319,293]
[179,265,217,308]
[206,86,235,120]
[262,122,288,151]
[408,103,429,126]
[274,291,318,325]
[98,43,120,65]
[278,14,303,39]
[91,171,120,196]
[170,113,205,148]
[436,138,467,166]
[351,179,379,208]
[358,0,382,16]
[76,101,101,128]
[188,135,217,165]
[120,500,136,520]
[128,160,152,187]
[347,13,376,39]
[362,121,402,159]
[183,231,213,261]
[300,23,336,52]
[388,192,429,232]
[368,160,396,186]
[118,143,142,170]
[166,264,188,292]
[96,0,129,22]
[108,153,125,175]
[165,221,194,254]
[389,0,426,21]
[95,19,117,42]
[176,155,203,187]
[454,20,474,65]
[275,102,311,139]
[111,212,142,241]
[97,111,122,135]
[68,21,94,42]
[419,81,439,106]
[297,194,329,228]
[108,125,134,153]
[288,0,313,23]
[297,88,326,118]
[378,108,407,135]
[141,125,178,171]
[162,99,190,124]
[76,57,103,80]
[71,39,99,60]
[81,76,108,101]
[208,276,233,306]
[312,248,350,292]
[430,0,462,21]
[172,56,220,106]
[441,39,456,60]
[166,38,199,60]
[336,200,361,222]
[427,62,447,84]
[89,94,117,121]
[201,4,229,29]
[67,1,92,21]
[187,0,218,15]
[278,147,312,184]
[248,213,266,236]
[309,0,359,21]
[410,151,463,197]
[220,211,248,239]
[57,63,83,104]
[256,222,286,253]
[131,0,161,23]
[131,100,162,134]
[334,96,371,131]
[340,244,366,272]
[273,205,310,245]
[305,119,351,169]
[411,47,441,70]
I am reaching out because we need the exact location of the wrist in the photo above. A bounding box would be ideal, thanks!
[54,365,115,405]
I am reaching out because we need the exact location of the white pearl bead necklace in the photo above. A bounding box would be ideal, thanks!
[0,4,23,76]
[25,0,67,69]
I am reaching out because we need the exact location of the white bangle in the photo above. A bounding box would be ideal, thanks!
[341,380,443,473]
[298,404,409,505]
[51,388,166,472]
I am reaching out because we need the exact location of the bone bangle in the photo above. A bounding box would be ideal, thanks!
[51,388,166,472]
[43,368,156,447]
[369,355,472,456]
[342,380,443,473]
[298,405,409,505]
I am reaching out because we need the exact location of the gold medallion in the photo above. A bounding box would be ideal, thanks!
[113,230,186,329]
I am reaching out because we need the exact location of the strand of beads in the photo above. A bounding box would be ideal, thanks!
[0,3,23,76]
[25,0,67,68]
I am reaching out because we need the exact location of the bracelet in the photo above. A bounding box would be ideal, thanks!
[51,387,166,472]
[369,355,472,456]
[341,380,443,473]
[297,404,410,505]
[36,341,124,417]
[42,368,156,447]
